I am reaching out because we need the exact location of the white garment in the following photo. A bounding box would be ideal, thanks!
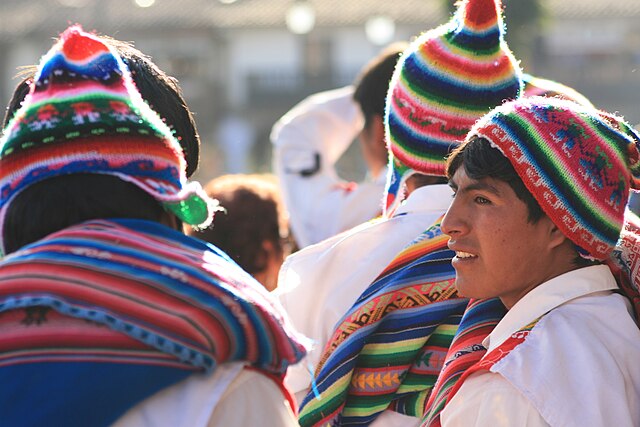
[442,265,640,427]
[113,362,297,427]
[216,114,255,174]
[277,184,453,426]
[271,86,386,248]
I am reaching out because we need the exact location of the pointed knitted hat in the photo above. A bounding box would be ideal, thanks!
[468,97,640,259]
[0,26,217,243]
[384,0,523,216]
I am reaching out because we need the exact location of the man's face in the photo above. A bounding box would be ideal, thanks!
[358,116,388,180]
[441,167,561,308]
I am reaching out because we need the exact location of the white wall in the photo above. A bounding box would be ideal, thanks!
[4,41,42,100]
[226,29,300,107]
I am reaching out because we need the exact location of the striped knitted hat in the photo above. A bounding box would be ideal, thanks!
[384,0,523,216]
[0,26,217,244]
[523,73,594,108]
[469,97,640,260]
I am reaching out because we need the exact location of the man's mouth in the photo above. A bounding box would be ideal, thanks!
[455,251,477,259]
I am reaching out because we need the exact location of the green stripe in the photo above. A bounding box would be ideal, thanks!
[400,70,504,113]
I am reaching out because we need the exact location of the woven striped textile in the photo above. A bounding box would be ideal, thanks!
[420,298,506,427]
[441,316,542,409]
[298,217,467,426]
[607,210,640,321]
[0,219,308,426]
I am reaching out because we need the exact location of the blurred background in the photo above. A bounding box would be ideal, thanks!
[1,0,639,185]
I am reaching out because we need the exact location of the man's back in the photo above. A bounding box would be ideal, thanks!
[0,218,306,426]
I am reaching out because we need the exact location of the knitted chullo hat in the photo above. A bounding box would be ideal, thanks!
[383,0,523,216]
[468,96,640,260]
[523,73,594,108]
[0,26,217,247]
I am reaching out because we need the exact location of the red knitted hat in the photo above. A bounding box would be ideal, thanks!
[469,97,640,259]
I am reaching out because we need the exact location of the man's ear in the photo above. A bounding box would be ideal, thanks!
[544,216,569,250]
[368,115,385,149]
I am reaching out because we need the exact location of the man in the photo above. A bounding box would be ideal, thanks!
[439,97,640,426]
[271,42,406,249]
[279,0,524,425]
[0,26,307,426]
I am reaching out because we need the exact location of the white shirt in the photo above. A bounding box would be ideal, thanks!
[442,265,640,427]
[271,86,386,248]
[113,363,297,427]
[276,184,453,426]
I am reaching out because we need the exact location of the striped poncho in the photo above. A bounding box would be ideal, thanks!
[298,218,467,426]
[0,219,308,427]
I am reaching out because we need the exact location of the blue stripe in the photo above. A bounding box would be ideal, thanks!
[403,52,521,107]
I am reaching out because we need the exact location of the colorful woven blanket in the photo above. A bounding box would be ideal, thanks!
[607,210,640,321]
[442,316,542,406]
[420,298,506,427]
[298,218,467,426]
[0,219,308,426]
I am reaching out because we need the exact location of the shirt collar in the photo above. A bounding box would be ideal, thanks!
[484,265,619,352]
[394,184,453,217]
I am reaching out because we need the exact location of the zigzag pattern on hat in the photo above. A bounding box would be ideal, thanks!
[384,0,523,216]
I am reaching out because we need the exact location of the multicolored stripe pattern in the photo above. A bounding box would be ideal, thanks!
[0,26,217,253]
[0,219,308,373]
[441,316,543,409]
[0,219,308,426]
[607,210,640,320]
[384,0,523,216]
[420,298,506,427]
[298,218,468,426]
[470,97,640,259]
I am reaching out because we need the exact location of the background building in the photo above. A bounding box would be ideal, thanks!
[1,0,638,184]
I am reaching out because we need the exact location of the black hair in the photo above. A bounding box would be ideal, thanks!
[447,137,598,267]
[407,173,448,189]
[3,174,168,255]
[2,76,31,128]
[447,136,545,223]
[2,36,200,177]
[353,42,408,128]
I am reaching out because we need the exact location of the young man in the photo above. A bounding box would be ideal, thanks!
[440,97,640,426]
[280,0,524,425]
[0,26,307,426]
[271,42,406,249]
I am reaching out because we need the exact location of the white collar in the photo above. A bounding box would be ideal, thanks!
[484,265,619,352]
[394,184,453,217]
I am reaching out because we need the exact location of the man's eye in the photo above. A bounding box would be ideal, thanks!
[474,196,490,205]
